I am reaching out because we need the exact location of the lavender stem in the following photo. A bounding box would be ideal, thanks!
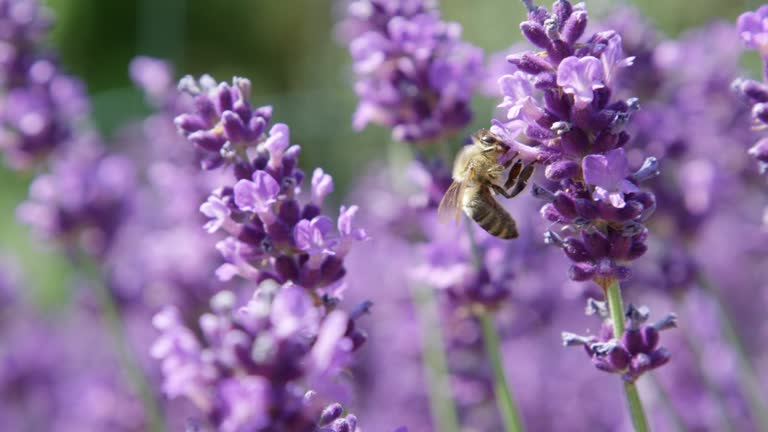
[412,285,461,432]
[70,252,165,432]
[604,278,649,432]
[464,217,524,431]
[695,271,768,430]
[479,311,525,432]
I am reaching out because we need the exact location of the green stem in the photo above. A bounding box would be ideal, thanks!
[465,217,524,431]
[624,382,651,432]
[411,285,462,432]
[73,254,165,432]
[696,271,768,431]
[479,311,524,432]
[603,278,650,432]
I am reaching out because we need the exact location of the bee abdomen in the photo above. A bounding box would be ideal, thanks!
[464,192,518,239]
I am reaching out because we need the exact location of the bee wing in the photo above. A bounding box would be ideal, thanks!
[437,181,466,224]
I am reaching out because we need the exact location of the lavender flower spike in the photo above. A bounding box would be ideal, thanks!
[176,74,367,297]
[340,0,484,144]
[493,0,656,283]
[563,301,675,383]
[0,0,89,168]
[490,1,669,429]
[152,281,370,431]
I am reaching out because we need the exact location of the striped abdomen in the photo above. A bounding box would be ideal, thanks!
[463,187,518,239]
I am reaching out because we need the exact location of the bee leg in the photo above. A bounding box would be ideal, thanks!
[504,159,523,190]
[506,162,535,198]
[491,183,514,198]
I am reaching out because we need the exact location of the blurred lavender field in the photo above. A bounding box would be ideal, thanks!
[1,0,768,431]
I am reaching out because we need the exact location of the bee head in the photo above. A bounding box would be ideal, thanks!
[475,129,509,153]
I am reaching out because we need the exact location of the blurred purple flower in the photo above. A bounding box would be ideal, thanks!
[0,0,89,168]
[738,5,768,57]
[152,281,368,431]
[340,0,483,143]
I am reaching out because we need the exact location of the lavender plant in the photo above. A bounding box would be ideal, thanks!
[156,73,379,431]
[340,0,483,143]
[488,1,677,429]
[0,0,88,168]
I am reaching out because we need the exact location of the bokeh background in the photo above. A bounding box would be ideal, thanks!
[0,0,763,309]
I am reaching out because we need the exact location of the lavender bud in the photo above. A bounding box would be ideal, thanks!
[552,0,573,29]
[585,298,607,317]
[545,159,579,180]
[753,103,768,123]
[531,183,556,201]
[319,403,344,426]
[550,120,572,135]
[641,326,660,351]
[507,52,553,75]
[544,230,564,247]
[544,17,560,41]
[652,313,678,331]
[606,345,631,370]
[733,77,768,102]
[552,191,578,218]
[561,332,592,346]
[633,157,660,182]
[569,262,596,281]
[561,10,587,44]
[650,347,672,368]
[520,21,550,49]
[749,138,768,163]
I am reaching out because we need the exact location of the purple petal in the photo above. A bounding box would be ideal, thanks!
[233,171,279,213]
[310,310,350,374]
[557,56,604,107]
[311,168,334,205]
[200,195,230,233]
[264,123,291,166]
[270,283,319,338]
[338,205,369,241]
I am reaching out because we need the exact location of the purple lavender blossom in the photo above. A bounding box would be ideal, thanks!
[563,302,674,382]
[491,0,656,283]
[152,281,368,431]
[16,134,136,257]
[738,6,768,59]
[340,0,483,143]
[733,6,768,172]
[176,75,368,299]
[0,0,89,168]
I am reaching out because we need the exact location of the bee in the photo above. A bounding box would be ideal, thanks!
[438,129,535,239]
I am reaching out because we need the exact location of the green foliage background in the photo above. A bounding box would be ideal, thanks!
[0,0,763,306]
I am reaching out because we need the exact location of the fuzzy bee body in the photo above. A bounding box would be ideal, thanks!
[438,129,534,240]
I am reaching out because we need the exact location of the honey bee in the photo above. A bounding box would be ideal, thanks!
[438,129,534,239]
